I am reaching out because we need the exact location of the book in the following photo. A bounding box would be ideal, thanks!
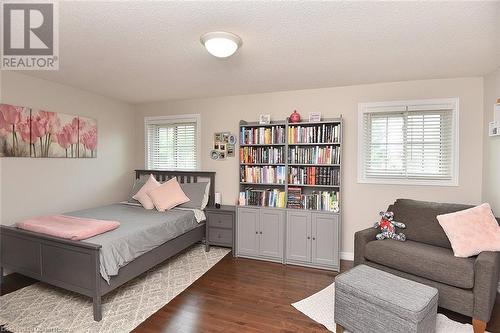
[288,124,340,144]
[240,125,285,145]
[239,188,286,208]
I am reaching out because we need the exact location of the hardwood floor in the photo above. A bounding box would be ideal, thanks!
[2,253,500,332]
[133,256,351,333]
[133,254,500,333]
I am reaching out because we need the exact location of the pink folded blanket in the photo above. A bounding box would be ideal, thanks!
[16,215,120,240]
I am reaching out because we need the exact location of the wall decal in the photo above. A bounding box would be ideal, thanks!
[0,103,97,158]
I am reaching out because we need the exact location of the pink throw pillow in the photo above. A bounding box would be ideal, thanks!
[132,174,160,210]
[147,177,190,212]
[437,203,500,257]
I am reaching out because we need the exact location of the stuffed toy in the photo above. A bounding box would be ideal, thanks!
[374,211,406,241]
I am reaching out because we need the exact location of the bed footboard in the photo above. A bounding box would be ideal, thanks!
[0,225,103,321]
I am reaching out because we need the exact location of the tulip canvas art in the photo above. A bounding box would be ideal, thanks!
[0,104,31,157]
[0,103,98,158]
[78,117,98,158]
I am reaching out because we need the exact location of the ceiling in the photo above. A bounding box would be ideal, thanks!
[20,1,500,104]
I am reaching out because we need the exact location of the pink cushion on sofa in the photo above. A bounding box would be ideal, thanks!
[132,174,160,210]
[147,177,190,212]
[437,203,500,257]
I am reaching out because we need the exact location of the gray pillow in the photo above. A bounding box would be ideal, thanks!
[179,182,210,209]
[127,176,149,204]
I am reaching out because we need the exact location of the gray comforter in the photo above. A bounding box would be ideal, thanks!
[66,204,199,283]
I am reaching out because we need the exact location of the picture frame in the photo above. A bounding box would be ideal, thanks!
[227,144,235,157]
[212,131,236,159]
[309,112,321,122]
[259,114,271,125]
[210,150,219,160]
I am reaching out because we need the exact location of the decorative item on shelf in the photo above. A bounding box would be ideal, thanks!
[309,112,321,122]
[0,103,98,158]
[488,98,500,137]
[259,114,271,125]
[215,192,222,209]
[289,110,301,123]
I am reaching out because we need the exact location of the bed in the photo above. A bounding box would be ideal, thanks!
[0,170,216,321]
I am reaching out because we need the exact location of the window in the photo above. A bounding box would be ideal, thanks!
[358,98,459,186]
[145,115,200,170]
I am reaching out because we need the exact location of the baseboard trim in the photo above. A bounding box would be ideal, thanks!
[340,252,354,261]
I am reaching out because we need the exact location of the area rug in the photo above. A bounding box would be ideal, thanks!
[0,244,230,333]
[292,283,489,333]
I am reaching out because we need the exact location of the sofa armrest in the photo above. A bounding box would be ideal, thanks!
[354,227,378,266]
[473,251,500,322]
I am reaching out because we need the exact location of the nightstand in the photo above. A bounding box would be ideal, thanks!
[205,205,236,253]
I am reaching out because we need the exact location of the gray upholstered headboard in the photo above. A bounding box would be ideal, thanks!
[135,169,216,207]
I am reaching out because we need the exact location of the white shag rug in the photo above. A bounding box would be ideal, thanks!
[292,283,488,333]
[0,244,230,333]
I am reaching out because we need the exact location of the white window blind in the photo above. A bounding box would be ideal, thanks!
[359,99,458,185]
[145,115,200,170]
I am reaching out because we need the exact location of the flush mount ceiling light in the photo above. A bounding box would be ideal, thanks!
[200,31,242,58]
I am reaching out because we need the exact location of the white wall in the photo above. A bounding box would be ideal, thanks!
[135,77,485,255]
[0,72,136,225]
[482,68,500,215]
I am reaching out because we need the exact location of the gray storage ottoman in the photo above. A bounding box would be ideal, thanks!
[335,265,438,333]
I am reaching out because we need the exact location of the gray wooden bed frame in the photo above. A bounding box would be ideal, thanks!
[0,169,216,321]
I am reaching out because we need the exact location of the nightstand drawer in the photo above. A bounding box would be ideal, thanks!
[207,212,233,229]
[208,227,233,245]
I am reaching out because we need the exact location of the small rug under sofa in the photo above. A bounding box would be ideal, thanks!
[0,244,230,333]
[292,283,489,333]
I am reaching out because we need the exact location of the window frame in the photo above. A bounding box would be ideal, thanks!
[144,114,201,171]
[357,98,459,186]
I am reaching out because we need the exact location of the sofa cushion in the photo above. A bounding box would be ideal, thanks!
[389,199,475,249]
[365,239,475,289]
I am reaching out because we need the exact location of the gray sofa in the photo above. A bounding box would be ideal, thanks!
[354,199,500,333]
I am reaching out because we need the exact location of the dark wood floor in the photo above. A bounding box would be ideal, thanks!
[2,253,500,332]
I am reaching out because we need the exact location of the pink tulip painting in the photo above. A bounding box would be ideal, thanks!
[31,111,81,158]
[78,117,98,158]
[0,104,30,157]
[1,104,98,159]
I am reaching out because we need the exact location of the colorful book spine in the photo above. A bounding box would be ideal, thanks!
[287,124,340,144]
[239,188,286,208]
[239,146,284,164]
[240,126,285,145]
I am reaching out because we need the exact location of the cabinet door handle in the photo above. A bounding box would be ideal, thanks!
[312,237,316,240]
[259,231,263,234]
[255,231,258,234]
[307,236,311,239]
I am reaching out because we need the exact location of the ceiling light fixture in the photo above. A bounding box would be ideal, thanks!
[200,31,242,58]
